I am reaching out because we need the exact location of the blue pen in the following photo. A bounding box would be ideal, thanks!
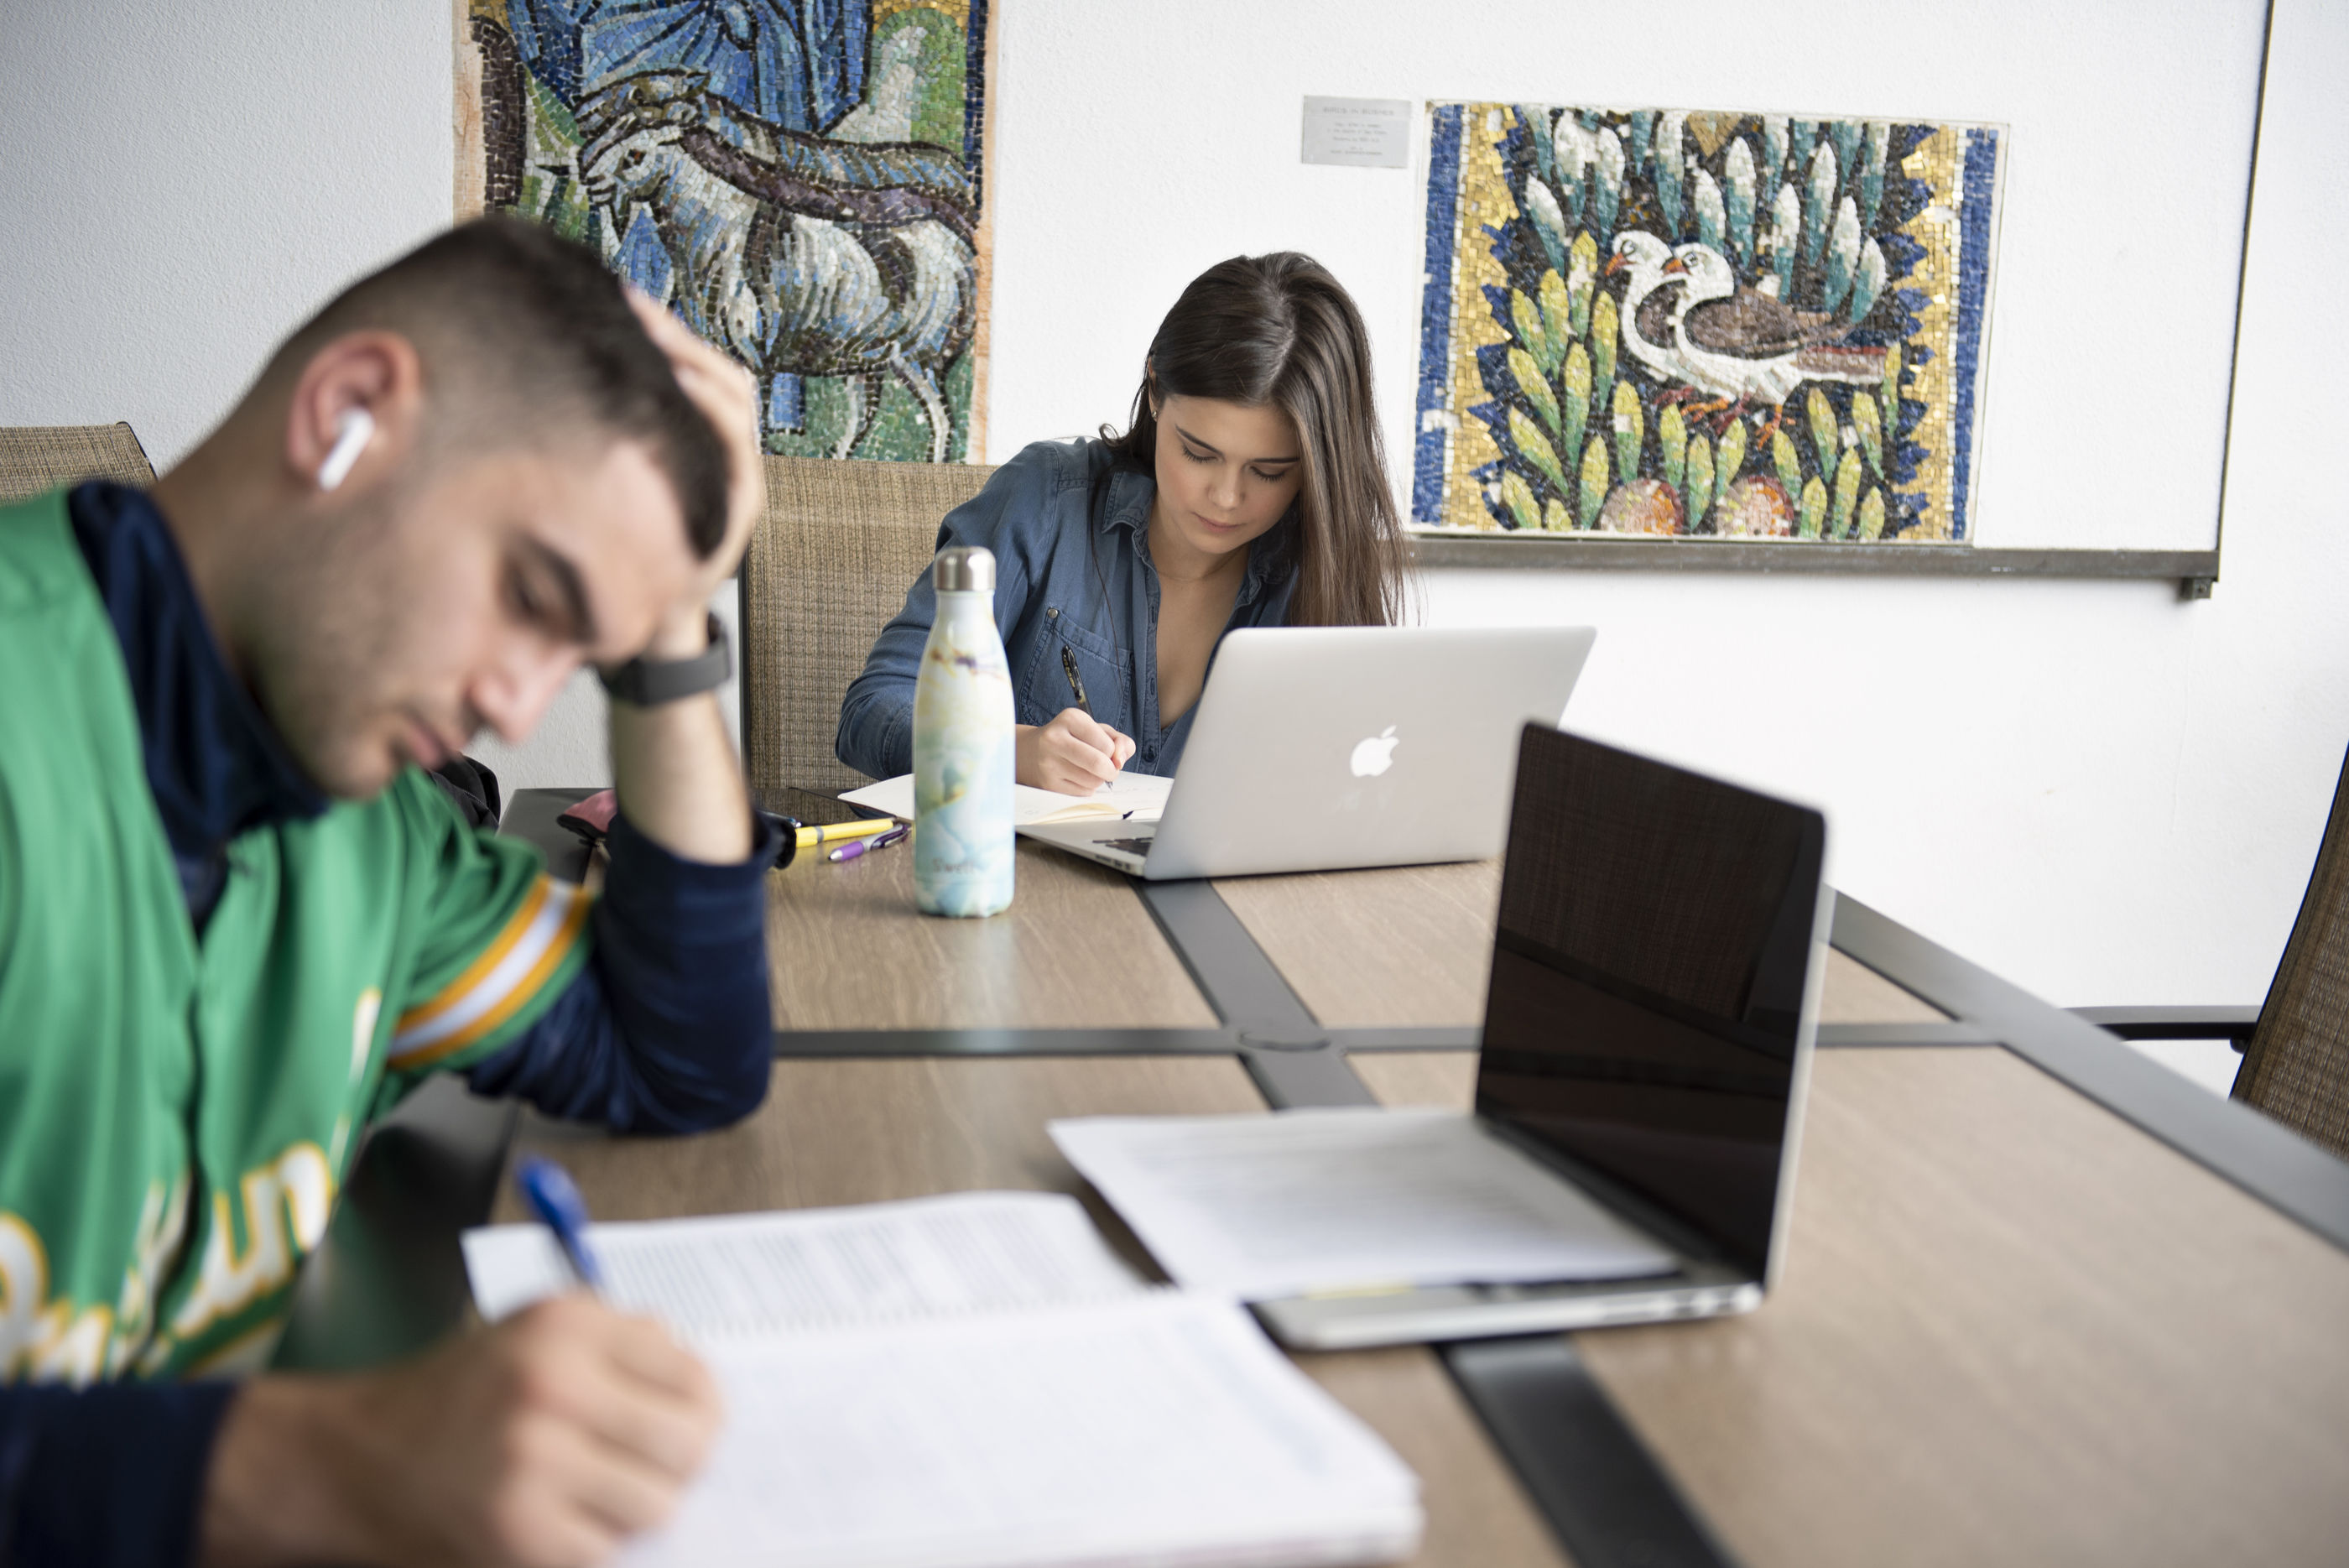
[516,1154,605,1291]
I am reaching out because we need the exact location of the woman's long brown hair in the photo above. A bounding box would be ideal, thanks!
[1102,253,1410,627]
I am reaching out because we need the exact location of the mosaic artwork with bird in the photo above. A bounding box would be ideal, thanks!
[1414,103,2003,542]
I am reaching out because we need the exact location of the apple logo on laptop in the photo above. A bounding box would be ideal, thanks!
[1350,725,1399,778]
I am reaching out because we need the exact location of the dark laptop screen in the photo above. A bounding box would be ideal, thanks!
[1475,726,1826,1277]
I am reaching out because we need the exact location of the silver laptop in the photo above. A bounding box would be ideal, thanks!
[1258,724,1830,1349]
[1019,625,1596,879]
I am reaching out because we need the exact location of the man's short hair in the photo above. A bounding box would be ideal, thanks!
[268,216,730,557]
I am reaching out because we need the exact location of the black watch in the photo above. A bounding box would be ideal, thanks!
[599,612,732,706]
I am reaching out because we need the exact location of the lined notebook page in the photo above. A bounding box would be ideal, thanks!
[617,1292,1423,1568]
[463,1191,1145,1338]
[841,771,1173,826]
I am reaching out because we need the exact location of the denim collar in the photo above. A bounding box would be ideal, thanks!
[65,481,328,925]
[1096,461,1296,610]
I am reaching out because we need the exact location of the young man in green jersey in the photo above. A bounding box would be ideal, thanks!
[0,219,784,1565]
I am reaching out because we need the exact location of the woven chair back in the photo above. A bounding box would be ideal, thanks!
[0,423,157,503]
[2238,745,2349,1159]
[740,455,993,797]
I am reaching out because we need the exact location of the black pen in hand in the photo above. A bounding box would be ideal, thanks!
[1060,645,1130,784]
[1060,646,1093,719]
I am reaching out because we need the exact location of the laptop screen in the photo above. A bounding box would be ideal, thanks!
[1475,726,1826,1278]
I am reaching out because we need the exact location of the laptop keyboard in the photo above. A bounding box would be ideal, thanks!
[1092,836,1155,854]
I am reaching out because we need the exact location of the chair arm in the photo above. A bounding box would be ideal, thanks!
[2069,1006,2261,1046]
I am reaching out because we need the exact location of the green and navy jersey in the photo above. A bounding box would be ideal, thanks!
[0,489,591,1380]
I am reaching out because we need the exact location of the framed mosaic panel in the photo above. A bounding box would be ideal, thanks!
[1413,103,2003,545]
[456,0,996,464]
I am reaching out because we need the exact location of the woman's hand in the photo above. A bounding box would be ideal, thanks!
[1017,709,1136,794]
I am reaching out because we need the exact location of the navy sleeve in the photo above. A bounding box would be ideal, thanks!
[464,809,777,1133]
[836,452,1045,780]
[0,1381,236,1567]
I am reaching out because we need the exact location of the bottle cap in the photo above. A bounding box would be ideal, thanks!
[933,546,996,593]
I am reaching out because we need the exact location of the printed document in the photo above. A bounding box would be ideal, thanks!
[464,1190,1424,1568]
[463,1190,1144,1338]
[1050,1108,1675,1299]
[617,1293,1420,1568]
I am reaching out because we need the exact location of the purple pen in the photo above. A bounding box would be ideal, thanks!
[829,825,909,862]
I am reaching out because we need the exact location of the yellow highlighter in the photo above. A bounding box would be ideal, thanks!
[795,817,900,851]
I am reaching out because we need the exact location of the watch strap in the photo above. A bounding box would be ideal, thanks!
[599,612,732,706]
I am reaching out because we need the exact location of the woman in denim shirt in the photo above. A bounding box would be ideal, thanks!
[837,253,1411,791]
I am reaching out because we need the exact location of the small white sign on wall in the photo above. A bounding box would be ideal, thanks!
[1300,96,1412,169]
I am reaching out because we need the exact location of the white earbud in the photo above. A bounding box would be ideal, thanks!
[316,406,375,492]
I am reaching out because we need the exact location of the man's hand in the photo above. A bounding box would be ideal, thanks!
[622,288,763,661]
[1017,708,1136,794]
[606,290,760,864]
[201,1296,721,1568]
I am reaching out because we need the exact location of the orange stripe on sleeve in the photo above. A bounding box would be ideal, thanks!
[394,876,552,1036]
[386,885,594,1073]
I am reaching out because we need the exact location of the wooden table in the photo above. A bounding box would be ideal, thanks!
[299,792,2349,1568]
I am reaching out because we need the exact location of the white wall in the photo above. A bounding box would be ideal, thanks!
[0,4,452,461]
[4,0,2344,1021]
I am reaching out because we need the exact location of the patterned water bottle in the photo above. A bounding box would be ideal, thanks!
[912,546,1015,917]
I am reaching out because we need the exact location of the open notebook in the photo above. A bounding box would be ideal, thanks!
[840,770,1172,827]
[463,1191,1421,1568]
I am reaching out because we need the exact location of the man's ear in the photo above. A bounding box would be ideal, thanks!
[285,331,424,496]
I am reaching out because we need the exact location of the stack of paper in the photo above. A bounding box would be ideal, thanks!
[463,1191,1422,1568]
[1049,1109,1675,1299]
[840,770,1173,827]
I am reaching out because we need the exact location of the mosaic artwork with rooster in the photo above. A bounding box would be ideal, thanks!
[1413,103,2003,542]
